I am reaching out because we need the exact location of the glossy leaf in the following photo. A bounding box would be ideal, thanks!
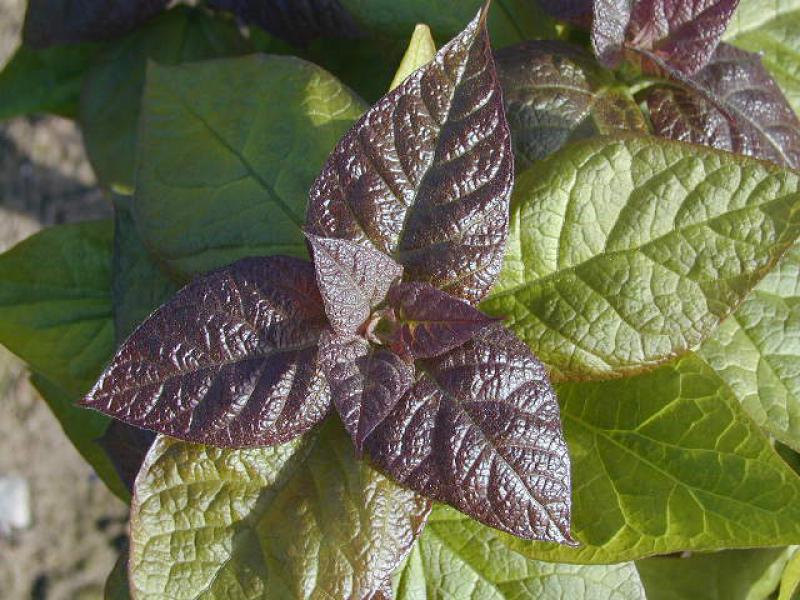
[0,221,115,396]
[135,55,365,277]
[699,244,800,452]
[112,196,179,342]
[395,506,646,599]
[779,549,800,600]
[504,356,800,564]
[306,6,514,304]
[0,42,100,120]
[592,0,739,75]
[207,0,362,45]
[646,43,800,169]
[482,134,800,381]
[129,420,431,599]
[307,234,403,335]
[22,0,168,47]
[724,0,800,116]
[495,41,647,169]
[319,331,414,452]
[83,256,331,448]
[389,24,436,91]
[364,324,573,543]
[637,548,795,600]
[80,7,253,190]
[386,281,497,359]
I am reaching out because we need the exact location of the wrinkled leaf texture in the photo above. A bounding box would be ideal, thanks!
[646,43,800,169]
[83,256,331,447]
[23,0,168,47]
[305,5,514,305]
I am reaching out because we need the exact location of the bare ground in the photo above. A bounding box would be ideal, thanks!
[0,1,128,598]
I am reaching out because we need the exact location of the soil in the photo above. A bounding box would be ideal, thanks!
[0,1,129,598]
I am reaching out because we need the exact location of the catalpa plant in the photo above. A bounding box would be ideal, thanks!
[5,0,800,597]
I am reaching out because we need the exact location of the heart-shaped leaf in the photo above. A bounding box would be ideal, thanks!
[319,331,414,452]
[646,43,800,169]
[83,256,331,448]
[307,233,403,335]
[23,0,168,47]
[363,324,574,543]
[305,5,514,305]
[592,0,739,75]
[129,421,431,599]
[386,281,497,359]
[496,40,647,169]
[482,134,800,381]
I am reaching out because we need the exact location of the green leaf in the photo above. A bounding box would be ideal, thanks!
[0,220,115,396]
[389,24,436,90]
[499,355,800,563]
[394,507,646,599]
[111,196,178,342]
[481,134,800,381]
[338,0,557,48]
[29,372,128,501]
[129,419,430,599]
[104,551,130,600]
[79,7,253,191]
[698,244,800,452]
[637,548,795,600]
[724,0,800,116]
[779,548,800,600]
[0,41,100,120]
[134,54,366,278]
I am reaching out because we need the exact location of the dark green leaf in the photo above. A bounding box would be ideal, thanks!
[135,54,365,276]
[482,134,800,381]
[104,551,131,600]
[129,420,431,599]
[96,421,155,493]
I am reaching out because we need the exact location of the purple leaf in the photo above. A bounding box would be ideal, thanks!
[538,0,594,25]
[646,43,800,169]
[592,0,739,75]
[305,5,513,305]
[23,0,169,47]
[319,330,414,453]
[306,233,403,336]
[364,324,575,543]
[82,256,331,448]
[386,281,497,359]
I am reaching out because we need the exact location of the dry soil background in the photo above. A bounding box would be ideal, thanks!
[0,1,129,598]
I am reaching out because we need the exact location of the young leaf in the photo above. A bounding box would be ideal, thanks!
[395,506,647,599]
[386,281,497,359]
[504,356,800,564]
[496,41,647,169]
[129,421,431,599]
[698,245,800,452]
[80,7,254,190]
[307,234,403,335]
[306,6,514,304]
[592,0,739,76]
[83,256,331,448]
[319,331,414,452]
[646,43,800,169]
[22,0,168,47]
[482,134,800,381]
[637,548,795,600]
[135,55,365,277]
[364,324,574,543]
[389,24,436,91]
[724,0,800,116]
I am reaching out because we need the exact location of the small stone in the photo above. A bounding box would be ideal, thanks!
[0,475,32,536]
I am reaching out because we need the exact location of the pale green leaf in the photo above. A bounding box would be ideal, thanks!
[698,244,800,451]
[779,548,800,600]
[637,547,795,600]
[502,355,800,564]
[129,420,430,599]
[389,24,436,90]
[134,54,366,277]
[481,134,800,381]
[395,506,646,599]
